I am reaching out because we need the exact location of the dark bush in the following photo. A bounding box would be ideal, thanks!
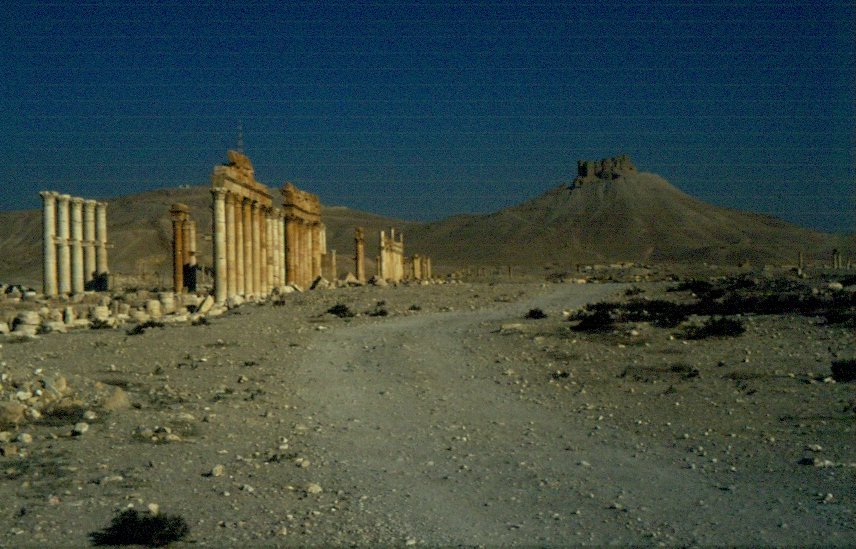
[684,317,745,339]
[90,319,113,330]
[126,320,165,336]
[830,359,856,383]
[327,303,355,318]
[368,307,389,317]
[524,308,548,319]
[572,308,616,333]
[90,509,189,547]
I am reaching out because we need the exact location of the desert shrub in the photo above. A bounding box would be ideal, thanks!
[622,299,688,328]
[191,316,210,326]
[830,359,856,383]
[624,286,644,296]
[670,279,715,296]
[90,509,189,547]
[572,308,616,333]
[408,304,422,311]
[524,308,548,319]
[126,320,165,336]
[684,317,745,339]
[327,303,355,318]
[368,307,389,317]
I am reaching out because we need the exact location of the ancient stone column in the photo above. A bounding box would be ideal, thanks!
[251,201,262,295]
[284,216,298,285]
[95,201,109,278]
[354,227,365,283]
[258,206,268,295]
[211,189,228,303]
[57,194,72,295]
[311,222,322,281]
[169,204,188,293]
[186,218,198,292]
[413,255,422,280]
[40,191,58,297]
[378,230,386,280]
[234,194,245,295]
[270,209,281,288]
[265,212,275,290]
[329,249,337,280]
[242,198,254,296]
[226,193,237,298]
[71,198,85,294]
[277,213,286,287]
[83,200,97,285]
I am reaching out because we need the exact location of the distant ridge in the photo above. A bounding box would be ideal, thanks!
[0,156,852,287]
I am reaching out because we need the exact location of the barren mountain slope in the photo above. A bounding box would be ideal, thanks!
[405,172,844,267]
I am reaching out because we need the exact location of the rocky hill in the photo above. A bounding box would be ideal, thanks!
[405,157,850,268]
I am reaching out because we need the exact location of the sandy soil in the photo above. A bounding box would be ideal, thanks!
[0,281,853,546]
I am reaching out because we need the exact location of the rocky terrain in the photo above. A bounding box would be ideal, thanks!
[0,270,853,546]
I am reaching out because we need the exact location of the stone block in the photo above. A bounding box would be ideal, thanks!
[15,311,41,327]
[0,322,9,335]
[63,306,76,325]
[40,321,67,334]
[145,299,162,319]
[198,295,215,315]
[91,306,111,321]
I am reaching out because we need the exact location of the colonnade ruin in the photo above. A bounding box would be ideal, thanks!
[281,182,327,290]
[371,227,432,283]
[39,192,109,296]
[210,150,286,303]
[169,203,198,293]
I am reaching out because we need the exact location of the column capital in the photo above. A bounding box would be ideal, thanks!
[57,194,72,203]
[39,190,58,200]
[71,196,84,206]
[84,199,97,208]
[211,188,227,200]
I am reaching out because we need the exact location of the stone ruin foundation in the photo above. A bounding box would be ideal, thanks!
[39,191,109,297]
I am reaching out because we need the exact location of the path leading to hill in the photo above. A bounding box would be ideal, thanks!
[287,283,839,546]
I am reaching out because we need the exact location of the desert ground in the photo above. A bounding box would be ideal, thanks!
[0,273,854,547]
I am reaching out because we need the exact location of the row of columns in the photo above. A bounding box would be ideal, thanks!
[212,189,287,303]
[40,191,109,297]
[284,216,325,289]
[378,228,405,282]
[408,255,432,280]
[169,203,198,293]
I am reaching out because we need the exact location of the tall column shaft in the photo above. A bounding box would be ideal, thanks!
[277,214,286,287]
[310,223,321,281]
[40,192,58,297]
[83,200,97,283]
[57,195,72,295]
[95,202,109,276]
[284,217,297,285]
[251,202,262,295]
[71,198,84,294]
[242,199,254,295]
[226,194,237,298]
[212,189,228,303]
[265,215,275,290]
[234,196,245,295]
[172,218,185,292]
[258,207,268,295]
[354,228,365,283]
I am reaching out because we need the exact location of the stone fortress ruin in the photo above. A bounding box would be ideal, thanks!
[573,154,637,186]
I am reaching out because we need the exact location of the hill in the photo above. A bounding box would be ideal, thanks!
[405,157,850,268]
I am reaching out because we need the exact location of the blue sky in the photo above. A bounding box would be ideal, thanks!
[2,1,853,232]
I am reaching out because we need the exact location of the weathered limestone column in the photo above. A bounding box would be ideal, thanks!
[378,230,387,280]
[242,198,254,296]
[284,215,298,285]
[57,194,72,295]
[211,189,228,303]
[277,213,286,287]
[426,257,432,279]
[265,211,275,290]
[270,209,281,288]
[354,227,365,283]
[95,201,109,278]
[234,195,245,295]
[258,206,268,295]
[186,218,198,291]
[311,222,322,281]
[40,191,58,297]
[226,193,238,298]
[71,198,85,294]
[329,249,337,280]
[251,201,262,295]
[83,200,97,284]
[169,204,187,293]
[413,255,422,280]
[302,221,312,286]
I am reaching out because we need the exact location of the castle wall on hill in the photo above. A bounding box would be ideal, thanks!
[574,155,637,185]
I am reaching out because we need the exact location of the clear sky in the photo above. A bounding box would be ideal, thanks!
[2,1,854,232]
